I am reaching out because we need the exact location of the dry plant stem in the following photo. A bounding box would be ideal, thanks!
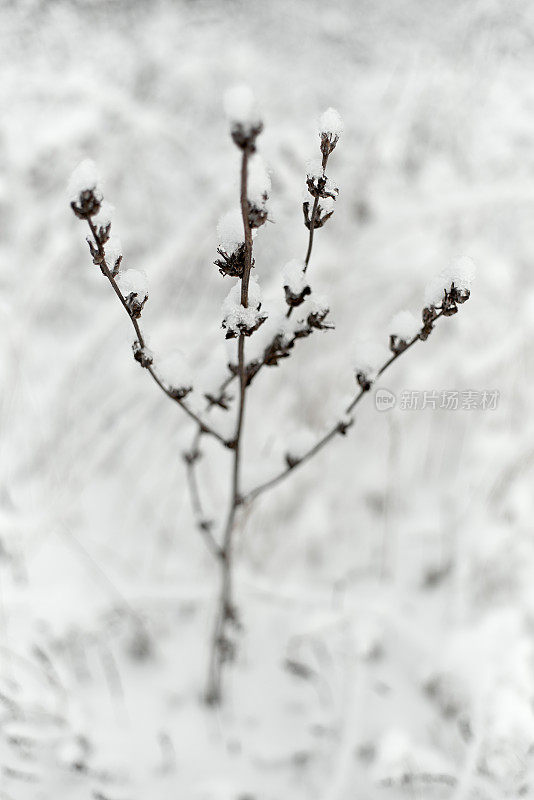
[85,219,227,447]
[244,311,445,503]
[304,150,329,273]
[286,150,329,319]
[205,148,253,705]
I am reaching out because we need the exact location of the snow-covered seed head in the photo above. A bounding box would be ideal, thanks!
[304,295,333,331]
[132,340,153,369]
[318,107,343,158]
[282,259,311,308]
[217,209,244,255]
[423,256,475,331]
[116,268,148,318]
[223,85,263,152]
[389,310,421,354]
[222,276,267,339]
[69,159,103,219]
[215,209,246,278]
[155,350,193,400]
[448,255,476,301]
[305,163,339,202]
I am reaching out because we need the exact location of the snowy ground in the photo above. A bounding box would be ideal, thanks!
[2,0,534,798]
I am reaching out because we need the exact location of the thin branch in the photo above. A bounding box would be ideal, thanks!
[302,195,320,275]
[84,219,228,447]
[287,149,330,319]
[304,150,329,273]
[183,440,222,560]
[243,311,445,503]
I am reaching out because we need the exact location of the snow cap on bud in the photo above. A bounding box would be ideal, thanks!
[68,159,102,202]
[155,350,193,399]
[319,107,344,139]
[116,268,148,301]
[319,107,343,159]
[424,255,476,308]
[353,340,389,390]
[283,259,310,308]
[224,84,260,127]
[446,255,476,291]
[283,259,307,296]
[224,85,263,150]
[116,268,148,318]
[69,159,103,218]
[222,275,267,339]
[217,209,244,255]
[389,310,421,355]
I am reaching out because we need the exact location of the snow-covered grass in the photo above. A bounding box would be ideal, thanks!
[2,0,534,798]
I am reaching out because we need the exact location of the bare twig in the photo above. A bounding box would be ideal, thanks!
[205,141,255,705]
[70,104,472,711]
[182,439,222,559]
[303,150,329,273]
[287,149,331,320]
[83,217,228,447]
[243,311,445,503]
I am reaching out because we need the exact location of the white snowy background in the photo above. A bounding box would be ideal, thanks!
[2,1,534,798]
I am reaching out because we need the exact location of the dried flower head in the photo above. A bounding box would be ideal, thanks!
[69,159,103,218]
[319,107,344,158]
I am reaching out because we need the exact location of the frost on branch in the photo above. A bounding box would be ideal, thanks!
[68,159,103,218]
[215,209,246,278]
[223,84,263,151]
[389,310,421,354]
[318,106,344,158]
[283,259,310,308]
[222,276,267,339]
[353,340,390,390]
[422,255,475,339]
[116,268,148,318]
